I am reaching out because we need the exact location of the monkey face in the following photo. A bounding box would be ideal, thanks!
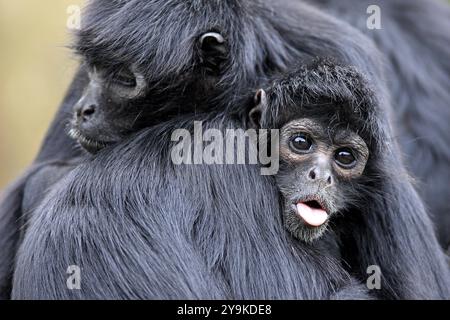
[70,29,228,154]
[69,65,150,154]
[276,118,369,242]
[249,62,374,243]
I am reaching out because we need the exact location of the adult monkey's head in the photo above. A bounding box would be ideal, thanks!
[69,0,236,153]
[250,60,382,242]
[67,0,282,153]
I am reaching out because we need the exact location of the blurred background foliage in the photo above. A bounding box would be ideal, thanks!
[0,1,83,189]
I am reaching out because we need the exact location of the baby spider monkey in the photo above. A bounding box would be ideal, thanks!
[249,60,373,243]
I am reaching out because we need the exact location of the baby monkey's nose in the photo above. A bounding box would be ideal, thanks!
[308,167,333,186]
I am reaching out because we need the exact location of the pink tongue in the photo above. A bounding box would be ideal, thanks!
[296,203,328,227]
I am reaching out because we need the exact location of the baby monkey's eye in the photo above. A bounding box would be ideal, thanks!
[113,68,137,88]
[289,133,313,153]
[334,148,357,168]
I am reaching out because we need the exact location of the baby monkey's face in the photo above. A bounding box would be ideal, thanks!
[277,118,369,242]
[249,87,370,243]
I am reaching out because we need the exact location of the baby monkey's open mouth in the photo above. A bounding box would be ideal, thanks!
[68,128,109,154]
[304,200,323,209]
[295,199,329,227]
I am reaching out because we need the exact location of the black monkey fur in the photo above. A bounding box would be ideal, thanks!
[1,0,449,299]
[13,60,450,299]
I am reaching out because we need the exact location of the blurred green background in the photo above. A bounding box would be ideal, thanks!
[0,1,83,189]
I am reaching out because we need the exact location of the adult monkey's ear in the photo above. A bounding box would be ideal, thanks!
[199,32,227,74]
[249,89,268,129]
[200,32,226,52]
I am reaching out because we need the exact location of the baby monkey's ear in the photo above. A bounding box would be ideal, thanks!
[248,89,268,129]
